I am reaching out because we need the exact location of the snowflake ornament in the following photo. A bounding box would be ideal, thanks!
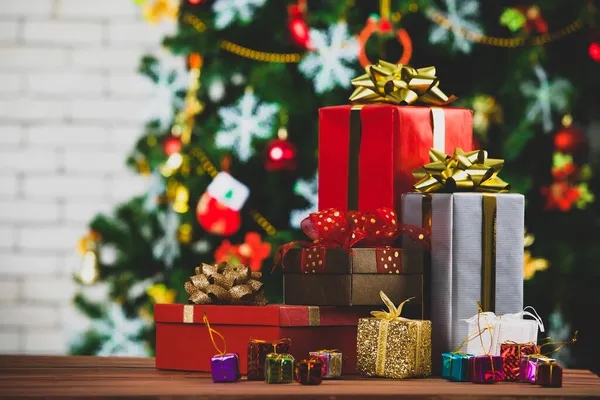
[215,88,279,161]
[299,22,359,94]
[212,0,267,30]
[520,64,573,133]
[95,304,148,357]
[147,52,188,129]
[152,208,180,267]
[428,0,483,54]
[289,173,318,228]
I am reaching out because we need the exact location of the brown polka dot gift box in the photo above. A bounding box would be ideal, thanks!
[278,208,428,311]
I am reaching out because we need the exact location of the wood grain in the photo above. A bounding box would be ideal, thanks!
[0,355,598,399]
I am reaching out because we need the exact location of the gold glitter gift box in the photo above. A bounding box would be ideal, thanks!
[357,292,431,379]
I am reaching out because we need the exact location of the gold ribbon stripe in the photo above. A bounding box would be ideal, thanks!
[481,195,497,312]
[375,319,389,376]
[308,306,320,326]
[183,304,194,323]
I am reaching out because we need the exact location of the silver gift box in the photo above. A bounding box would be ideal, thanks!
[401,192,524,369]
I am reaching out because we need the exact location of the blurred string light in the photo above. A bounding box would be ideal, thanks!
[184,14,302,63]
[426,3,588,48]
[589,41,600,62]
[77,231,101,285]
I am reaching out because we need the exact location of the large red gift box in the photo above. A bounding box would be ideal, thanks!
[155,304,371,374]
[318,105,472,213]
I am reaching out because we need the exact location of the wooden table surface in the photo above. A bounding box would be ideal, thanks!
[0,355,598,399]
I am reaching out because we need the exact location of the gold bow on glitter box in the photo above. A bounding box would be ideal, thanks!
[356,291,431,379]
[414,148,510,194]
[349,60,457,106]
[184,262,267,305]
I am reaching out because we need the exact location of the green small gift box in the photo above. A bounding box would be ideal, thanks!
[265,353,295,384]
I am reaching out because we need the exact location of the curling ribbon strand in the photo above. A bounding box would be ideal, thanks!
[203,313,226,356]
[534,331,578,357]
[476,301,495,356]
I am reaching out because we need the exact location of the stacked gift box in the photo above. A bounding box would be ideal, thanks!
[153,60,574,386]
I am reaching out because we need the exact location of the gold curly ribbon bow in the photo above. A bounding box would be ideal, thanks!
[413,148,510,193]
[371,291,415,321]
[184,262,267,305]
[349,60,457,105]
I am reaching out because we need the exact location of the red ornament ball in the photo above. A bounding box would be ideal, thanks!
[265,138,297,171]
[589,42,600,62]
[290,18,311,49]
[196,192,241,236]
[164,136,182,155]
[288,5,311,50]
[378,17,393,33]
[554,126,586,153]
[188,0,203,4]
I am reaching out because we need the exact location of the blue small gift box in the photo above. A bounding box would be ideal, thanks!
[211,353,241,383]
[441,352,474,382]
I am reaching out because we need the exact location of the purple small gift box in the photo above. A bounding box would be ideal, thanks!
[211,353,241,382]
[470,355,504,383]
[519,355,539,383]
[309,350,342,378]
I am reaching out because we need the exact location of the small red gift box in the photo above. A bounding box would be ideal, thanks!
[318,105,472,214]
[500,343,538,381]
[155,304,371,374]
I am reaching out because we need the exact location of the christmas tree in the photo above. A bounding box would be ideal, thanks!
[71,0,599,372]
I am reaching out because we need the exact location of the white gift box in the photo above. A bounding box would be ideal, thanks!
[462,307,545,356]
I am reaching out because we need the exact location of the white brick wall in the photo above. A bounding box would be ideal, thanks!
[0,1,174,354]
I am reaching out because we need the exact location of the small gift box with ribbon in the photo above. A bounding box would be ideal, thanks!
[519,355,540,383]
[296,358,324,385]
[470,355,505,383]
[356,292,431,379]
[500,342,539,381]
[535,358,563,387]
[319,60,473,218]
[265,353,295,384]
[401,148,526,372]
[247,338,291,381]
[462,306,545,357]
[280,207,428,308]
[441,352,474,382]
[309,350,343,379]
[203,314,241,383]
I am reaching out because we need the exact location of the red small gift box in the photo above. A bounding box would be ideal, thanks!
[535,358,563,388]
[155,304,371,374]
[318,105,472,214]
[500,343,538,381]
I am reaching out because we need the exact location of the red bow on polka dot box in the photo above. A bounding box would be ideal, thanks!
[278,208,430,310]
